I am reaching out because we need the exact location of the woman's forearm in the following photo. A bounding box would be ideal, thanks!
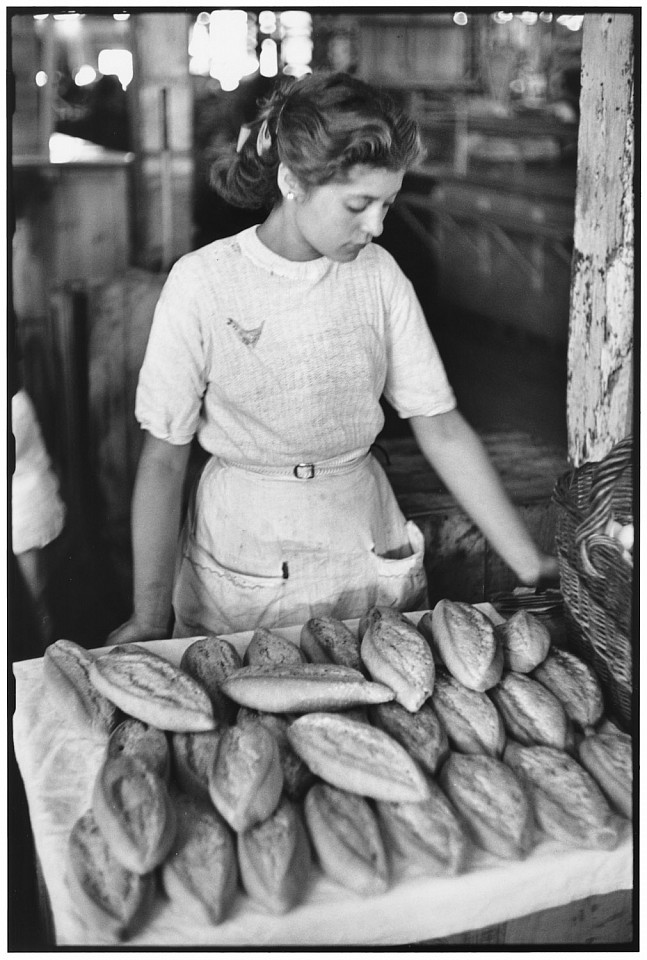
[130,434,191,631]
[410,410,555,585]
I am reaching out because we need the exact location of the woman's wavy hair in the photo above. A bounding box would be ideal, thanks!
[210,72,424,210]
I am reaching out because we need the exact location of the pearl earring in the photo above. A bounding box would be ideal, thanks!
[286,191,295,201]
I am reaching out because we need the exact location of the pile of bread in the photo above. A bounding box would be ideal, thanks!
[43,601,633,941]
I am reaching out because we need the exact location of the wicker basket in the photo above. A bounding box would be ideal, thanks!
[552,436,634,730]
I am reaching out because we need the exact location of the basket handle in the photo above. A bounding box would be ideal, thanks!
[574,436,633,578]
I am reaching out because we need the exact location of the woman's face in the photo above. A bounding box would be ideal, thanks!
[291,165,405,262]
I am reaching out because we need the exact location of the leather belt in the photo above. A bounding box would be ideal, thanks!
[222,451,369,480]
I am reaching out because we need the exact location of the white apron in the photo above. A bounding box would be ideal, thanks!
[172,451,427,637]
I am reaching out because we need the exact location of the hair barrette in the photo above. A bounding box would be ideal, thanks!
[256,118,272,157]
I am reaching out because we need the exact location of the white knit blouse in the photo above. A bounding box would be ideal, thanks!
[136,226,456,465]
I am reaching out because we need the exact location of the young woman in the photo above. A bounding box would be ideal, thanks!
[108,72,557,644]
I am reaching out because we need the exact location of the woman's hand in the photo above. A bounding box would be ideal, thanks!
[518,552,561,590]
[105,616,170,647]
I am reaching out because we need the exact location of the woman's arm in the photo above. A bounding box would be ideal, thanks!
[409,409,559,587]
[106,432,192,644]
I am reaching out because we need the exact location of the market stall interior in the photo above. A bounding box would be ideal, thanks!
[9,9,635,950]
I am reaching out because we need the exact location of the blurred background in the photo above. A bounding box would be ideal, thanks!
[9,9,584,652]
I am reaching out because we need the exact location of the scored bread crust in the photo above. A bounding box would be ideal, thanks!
[162,793,238,926]
[171,729,224,802]
[220,663,394,713]
[44,639,119,737]
[66,809,155,941]
[92,755,177,874]
[304,782,389,895]
[361,617,436,712]
[244,628,306,668]
[494,610,551,673]
[431,669,506,757]
[237,709,315,800]
[89,649,216,732]
[287,712,430,802]
[532,648,605,729]
[208,723,283,832]
[489,672,570,750]
[358,606,413,641]
[300,617,363,671]
[376,778,468,877]
[369,700,449,776]
[237,797,311,914]
[439,752,534,860]
[429,600,503,692]
[578,733,633,820]
[107,718,171,783]
[180,636,243,724]
[504,742,623,850]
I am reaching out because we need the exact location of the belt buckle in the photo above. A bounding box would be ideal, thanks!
[294,463,315,480]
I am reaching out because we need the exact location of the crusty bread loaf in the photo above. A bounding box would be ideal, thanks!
[376,778,468,877]
[361,615,435,712]
[92,755,177,874]
[161,793,237,926]
[287,712,430,802]
[489,672,571,750]
[171,729,224,802]
[89,649,216,732]
[66,809,155,941]
[578,732,633,820]
[428,600,503,692]
[243,628,306,668]
[304,783,389,895]
[358,605,413,641]
[44,639,119,737]
[439,752,534,860]
[208,722,283,832]
[532,648,605,729]
[220,662,394,713]
[180,636,243,724]
[369,700,449,776]
[494,610,551,673]
[237,709,315,800]
[504,742,624,850]
[430,668,506,757]
[237,797,311,914]
[300,617,363,671]
[107,718,170,783]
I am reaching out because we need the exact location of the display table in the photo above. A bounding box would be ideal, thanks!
[12,612,633,947]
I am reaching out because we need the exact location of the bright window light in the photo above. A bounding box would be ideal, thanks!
[557,15,584,31]
[97,49,133,89]
[208,9,258,90]
[35,71,48,87]
[75,64,97,86]
[259,11,277,34]
[260,38,278,78]
[518,11,538,25]
[453,12,468,26]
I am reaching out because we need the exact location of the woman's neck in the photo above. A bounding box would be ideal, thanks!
[256,205,322,262]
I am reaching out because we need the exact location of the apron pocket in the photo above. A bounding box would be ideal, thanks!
[373,520,428,611]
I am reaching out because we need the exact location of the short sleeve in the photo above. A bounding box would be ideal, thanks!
[135,259,209,445]
[381,254,457,419]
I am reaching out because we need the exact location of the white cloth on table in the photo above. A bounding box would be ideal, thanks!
[12,389,65,555]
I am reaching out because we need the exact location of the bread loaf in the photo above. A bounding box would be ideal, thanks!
[427,600,503,691]
[489,672,571,750]
[376,778,468,877]
[578,732,633,820]
[300,616,363,671]
[430,668,506,757]
[92,755,177,873]
[358,605,413,641]
[369,700,449,776]
[237,797,311,914]
[532,648,605,729]
[494,610,551,673]
[107,718,170,783]
[44,639,119,737]
[208,722,283,832]
[171,729,224,802]
[304,783,389,895]
[237,709,315,800]
[287,712,430,802]
[439,752,534,860]
[220,662,394,713]
[243,628,306,668]
[66,809,155,941]
[361,615,435,712]
[504,742,623,850]
[89,649,216,732]
[180,636,243,724]
[161,793,237,926]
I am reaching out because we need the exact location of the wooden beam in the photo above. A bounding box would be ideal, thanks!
[567,13,634,465]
